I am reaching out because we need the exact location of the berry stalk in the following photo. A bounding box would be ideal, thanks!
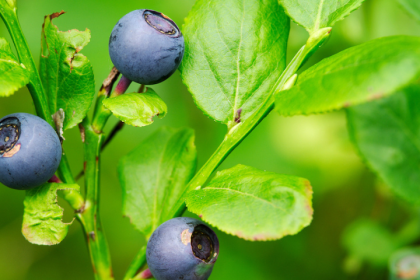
[123,246,147,280]
[91,71,134,133]
[135,269,153,280]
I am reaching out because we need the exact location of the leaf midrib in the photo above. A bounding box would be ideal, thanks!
[313,0,326,32]
[233,0,245,122]
[204,187,286,212]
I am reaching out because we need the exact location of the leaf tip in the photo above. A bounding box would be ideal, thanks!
[50,10,66,20]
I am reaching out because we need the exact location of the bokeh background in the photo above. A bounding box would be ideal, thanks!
[1,0,420,279]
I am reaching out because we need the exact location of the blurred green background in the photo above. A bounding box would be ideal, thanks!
[1,0,420,279]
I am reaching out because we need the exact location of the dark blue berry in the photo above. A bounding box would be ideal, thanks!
[146,217,219,280]
[0,113,62,190]
[109,9,184,85]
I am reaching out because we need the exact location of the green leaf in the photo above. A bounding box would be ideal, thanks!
[0,38,30,97]
[102,88,167,127]
[180,0,289,126]
[118,127,197,237]
[22,183,80,245]
[5,0,15,9]
[390,247,420,280]
[278,0,365,34]
[40,12,95,130]
[347,85,420,204]
[275,36,420,117]
[342,219,399,266]
[0,0,16,10]
[185,164,313,241]
[399,0,420,22]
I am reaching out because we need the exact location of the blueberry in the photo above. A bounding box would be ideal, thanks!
[109,9,184,85]
[0,113,62,190]
[146,217,219,280]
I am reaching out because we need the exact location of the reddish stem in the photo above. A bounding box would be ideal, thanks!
[113,75,132,96]
[139,268,153,279]
[48,174,63,183]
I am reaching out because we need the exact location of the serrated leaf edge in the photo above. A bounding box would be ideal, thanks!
[185,166,314,242]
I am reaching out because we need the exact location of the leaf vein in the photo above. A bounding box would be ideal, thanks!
[204,187,286,212]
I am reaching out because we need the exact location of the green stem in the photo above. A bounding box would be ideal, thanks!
[77,68,120,279]
[123,246,147,280]
[0,3,52,125]
[57,153,85,210]
[91,67,120,133]
[76,121,125,181]
[92,93,112,133]
[80,118,114,280]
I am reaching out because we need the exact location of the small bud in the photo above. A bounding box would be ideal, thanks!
[281,74,298,91]
[307,27,332,49]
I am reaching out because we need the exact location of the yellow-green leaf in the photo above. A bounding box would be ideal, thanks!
[22,183,80,245]
[186,165,313,241]
[0,38,30,97]
[276,36,420,117]
[102,88,167,127]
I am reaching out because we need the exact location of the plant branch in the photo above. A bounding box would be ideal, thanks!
[57,153,85,210]
[76,121,125,180]
[102,121,125,149]
[91,67,120,133]
[92,72,132,133]
[80,117,114,280]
